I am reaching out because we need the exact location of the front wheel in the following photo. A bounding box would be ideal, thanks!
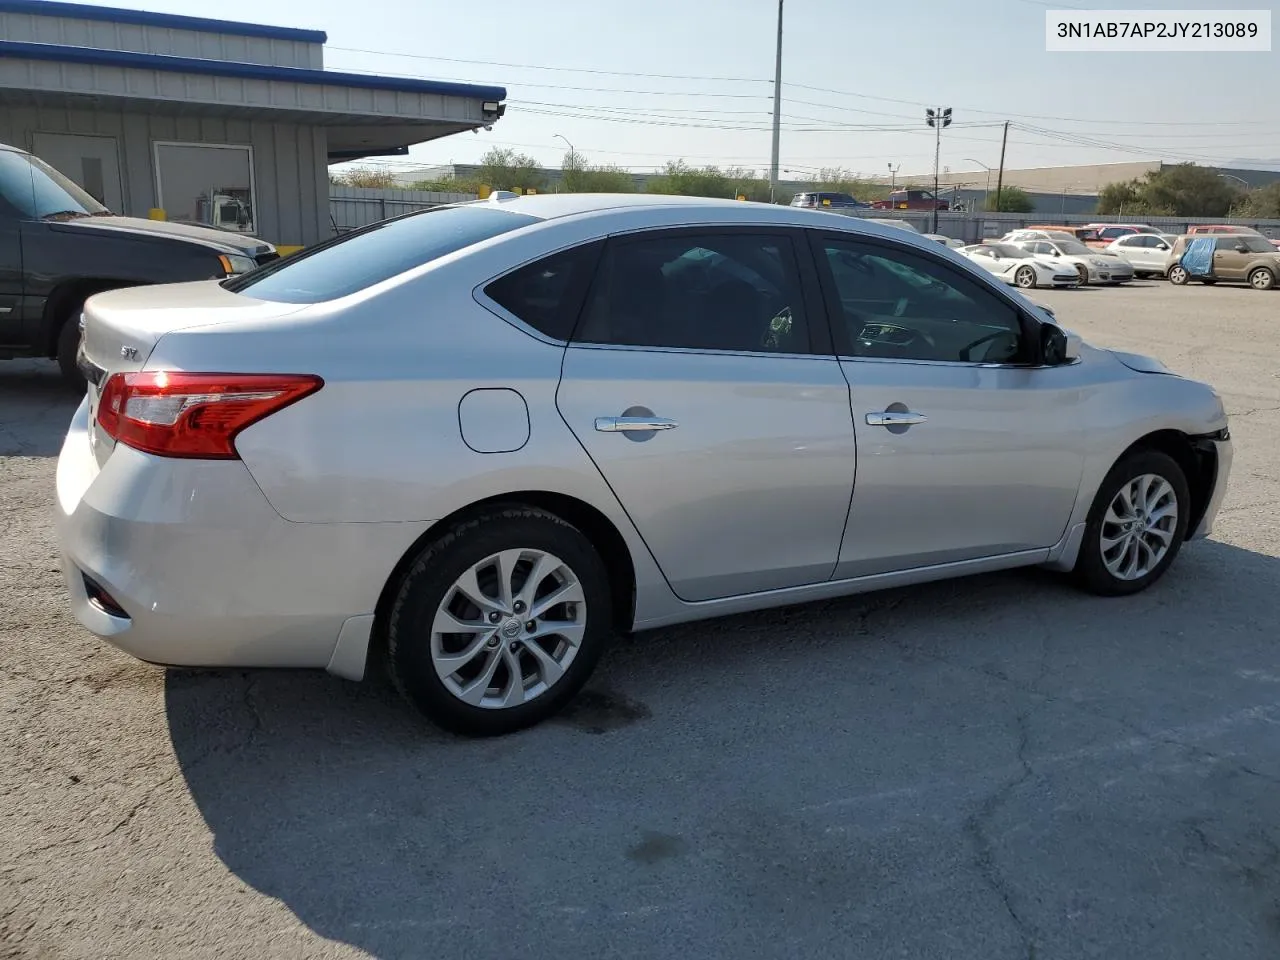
[1249,267,1276,291]
[1014,266,1037,289]
[1075,264,1090,286]
[1073,450,1190,597]
[386,506,613,736]
[1168,264,1189,285]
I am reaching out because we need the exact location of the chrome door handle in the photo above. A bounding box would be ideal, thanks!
[866,411,927,427]
[595,416,679,433]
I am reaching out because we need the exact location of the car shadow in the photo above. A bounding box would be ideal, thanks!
[166,537,1280,959]
[0,361,82,457]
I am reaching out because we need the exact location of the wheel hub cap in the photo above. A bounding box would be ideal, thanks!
[1099,473,1178,581]
[430,548,587,710]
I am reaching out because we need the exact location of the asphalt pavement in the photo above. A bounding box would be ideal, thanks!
[2,281,1279,960]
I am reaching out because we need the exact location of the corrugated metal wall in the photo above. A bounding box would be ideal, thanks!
[0,105,329,245]
[0,12,322,67]
[328,185,478,232]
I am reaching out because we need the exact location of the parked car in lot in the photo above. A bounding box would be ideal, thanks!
[1022,224,1103,244]
[924,233,965,248]
[1105,232,1179,277]
[871,188,948,211]
[1009,236,1135,285]
[0,141,278,385]
[1081,223,1162,248]
[1167,234,1280,290]
[959,242,1079,288]
[1187,224,1280,250]
[791,191,870,210]
[57,194,1232,735]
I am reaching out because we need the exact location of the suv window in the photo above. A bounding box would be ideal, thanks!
[575,231,811,354]
[483,242,603,341]
[819,238,1025,364]
[225,206,538,303]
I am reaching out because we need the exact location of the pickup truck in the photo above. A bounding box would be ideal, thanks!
[0,141,278,385]
[870,188,949,211]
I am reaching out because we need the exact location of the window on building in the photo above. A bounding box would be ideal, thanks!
[154,142,257,235]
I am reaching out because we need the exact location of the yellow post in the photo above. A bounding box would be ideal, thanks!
[477,184,491,199]
[148,208,166,220]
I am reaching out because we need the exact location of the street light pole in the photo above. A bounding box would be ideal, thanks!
[964,157,991,211]
[769,0,784,203]
[553,133,575,189]
[925,106,952,233]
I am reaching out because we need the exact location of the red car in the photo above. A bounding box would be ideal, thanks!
[871,188,949,211]
[1081,223,1162,248]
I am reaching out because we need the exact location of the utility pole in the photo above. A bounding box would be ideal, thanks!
[887,161,900,192]
[994,120,1009,213]
[770,0,784,203]
[925,106,951,233]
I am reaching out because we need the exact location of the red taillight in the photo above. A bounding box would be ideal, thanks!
[96,371,323,459]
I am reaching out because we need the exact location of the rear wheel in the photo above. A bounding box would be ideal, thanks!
[1168,264,1189,285]
[386,506,613,736]
[1073,450,1190,596]
[1249,267,1276,290]
[1014,266,1037,289]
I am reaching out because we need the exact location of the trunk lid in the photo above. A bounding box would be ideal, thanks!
[79,280,308,465]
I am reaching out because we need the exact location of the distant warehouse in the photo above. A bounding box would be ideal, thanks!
[0,0,506,246]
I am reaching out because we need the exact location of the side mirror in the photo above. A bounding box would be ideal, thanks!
[1156,243,1168,250]
[1235,243,1249,253]
[1039,322,1077,365]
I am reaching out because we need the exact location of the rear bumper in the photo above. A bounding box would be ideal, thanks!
[55,397,427,675]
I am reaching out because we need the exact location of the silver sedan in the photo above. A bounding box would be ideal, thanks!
[57,195,1232,736]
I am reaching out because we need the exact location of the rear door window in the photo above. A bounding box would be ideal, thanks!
[225,206,539,303]
[483,242,603,341]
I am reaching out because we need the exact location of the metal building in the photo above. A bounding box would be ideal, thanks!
[0,0,505,247]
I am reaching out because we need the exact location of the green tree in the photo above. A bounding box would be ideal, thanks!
[476,148,546,192]
[1231,180,1280,218]
[1096,164,1241,217]
[1096,179,1143,215]
[801,167,888,203]
[329,167,397,188]
[984,185,1034,213]
[560,152,636,193]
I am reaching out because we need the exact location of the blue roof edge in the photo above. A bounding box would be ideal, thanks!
[0,0,328,43]
[0,40,508,100]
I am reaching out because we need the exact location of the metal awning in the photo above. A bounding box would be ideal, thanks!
[0,40,506,160]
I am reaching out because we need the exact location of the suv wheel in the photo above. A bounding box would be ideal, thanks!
[55,307,86,391]
[1073,450,1190,596]
[386,506,613,736]
[1249,267,1276,291]
[1167,264,1189,285]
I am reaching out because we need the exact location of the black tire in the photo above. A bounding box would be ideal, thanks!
[1073,450,1191,597]
[1168,264,1189,285]
[55,309,86,391]
[1249,267,1276,291]
[1014,266,1037,289]
[386,505,614,736]
[1075,264,1090,286]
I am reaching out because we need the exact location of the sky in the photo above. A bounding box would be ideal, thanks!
[79,0,1280,183]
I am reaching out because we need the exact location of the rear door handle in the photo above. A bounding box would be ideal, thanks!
[595,416,679,433]
[866,411,927,427]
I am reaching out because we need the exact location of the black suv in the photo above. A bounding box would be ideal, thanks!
[0,142,278,384]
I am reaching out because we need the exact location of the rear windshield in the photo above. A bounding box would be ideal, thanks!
[225,205,539,303]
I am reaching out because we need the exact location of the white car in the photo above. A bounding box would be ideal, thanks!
[924,233,966,249]
[959,242,1079,288]
[1009,237,1135,285]
[1105,233,1179,277]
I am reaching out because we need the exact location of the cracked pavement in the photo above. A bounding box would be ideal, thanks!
[3,282,1280,959]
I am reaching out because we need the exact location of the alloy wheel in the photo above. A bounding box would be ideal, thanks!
[431,549,586,709]
[1099,473,1178,581]
[1250,268,1275,290]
